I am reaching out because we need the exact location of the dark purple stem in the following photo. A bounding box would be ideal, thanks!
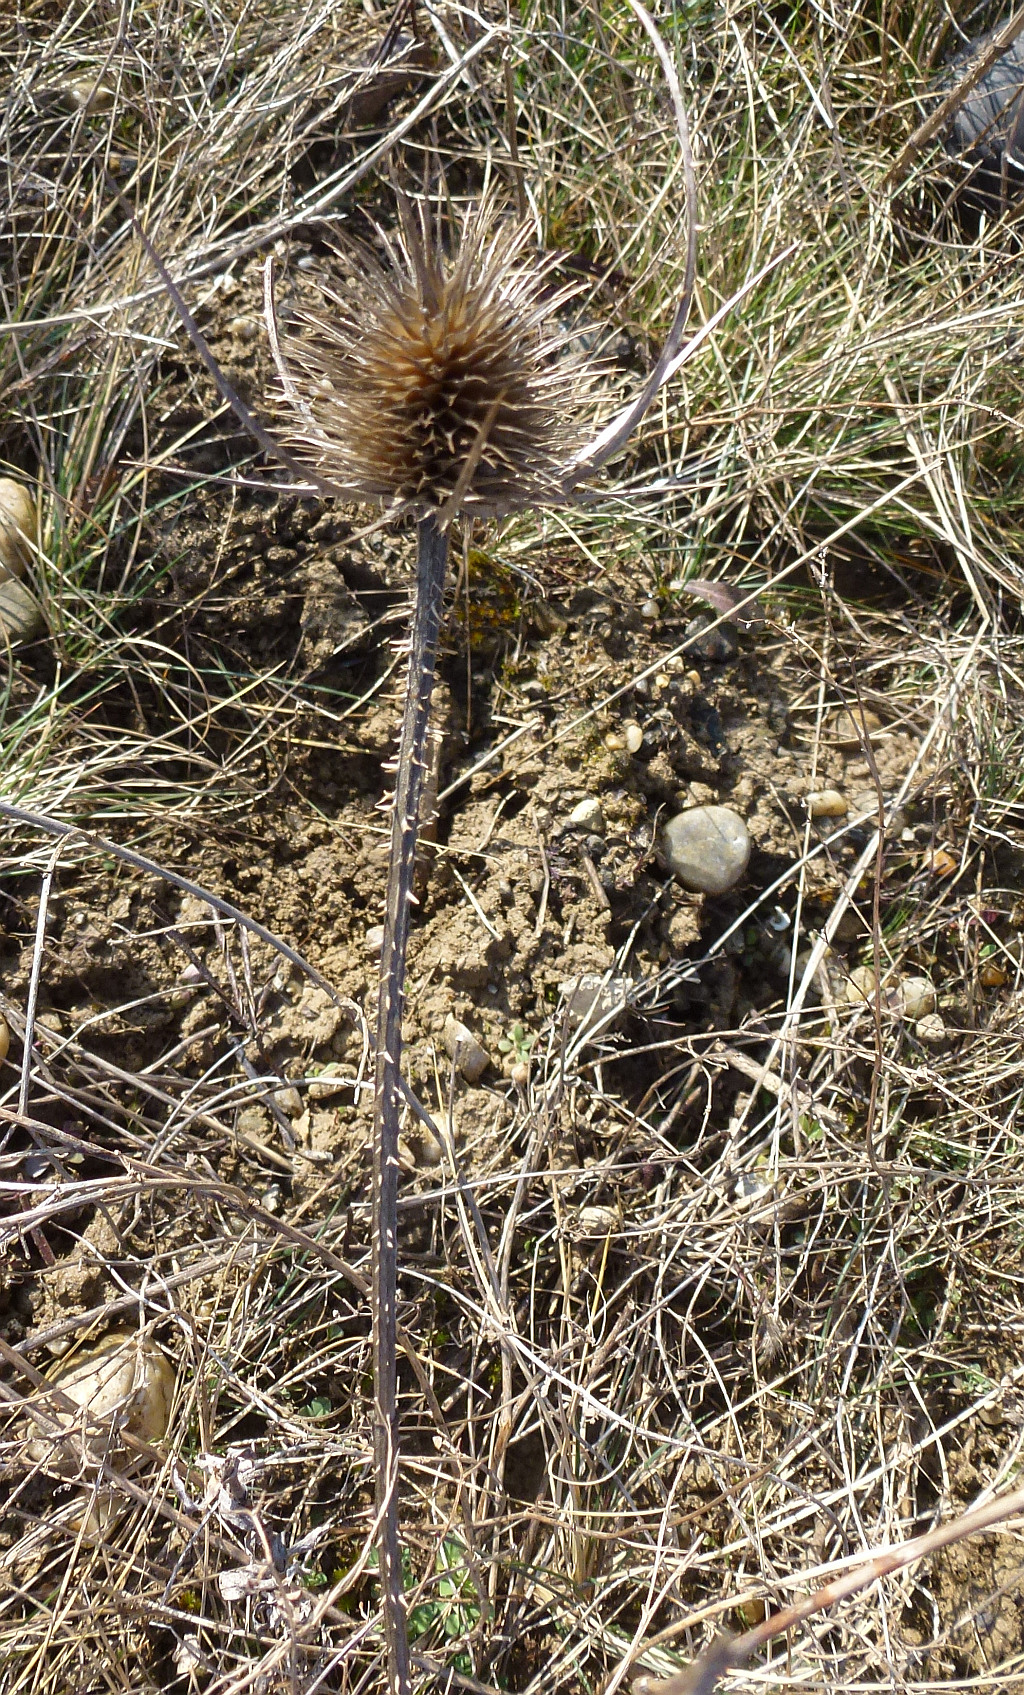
[373,513,449,1695]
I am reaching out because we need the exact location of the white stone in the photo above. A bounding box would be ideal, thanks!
[899,977,936,1020]
[806,789,848,819]
[846,965,877,1004]
[660,806,750,896]
[915,1012,946,1044]
[569,795,604,830]
[28,1332,174,1470]
[443,1015,490,1083]
[624,722,644,754]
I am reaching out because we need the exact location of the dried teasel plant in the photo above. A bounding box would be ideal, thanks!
[119,7,699,1690]
[273,189,615,1694]
[277,193,601,519]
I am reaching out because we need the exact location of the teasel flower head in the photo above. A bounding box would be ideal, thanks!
[277,194,601,521]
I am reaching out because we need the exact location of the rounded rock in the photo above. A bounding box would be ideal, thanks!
[660,806,751,896]
[68,78,115,114]
[899,976,936,1020]
[443,1015,490,1083]
[568,795,604,831]
[273,1084,304,1119]
[0,479,37,581]
[624,721,644,754]
[915,1012,947,1044]
[0,578,45,646]
[806,789,848,820]
[683,612,739,663]
[364,924,384,956]
[413,1124,444,1167]
[833,707,883,748]
[28,1332,175,1470]
[846,965,877,1004]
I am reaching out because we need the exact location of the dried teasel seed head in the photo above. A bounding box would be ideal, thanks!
[278,195,601,519]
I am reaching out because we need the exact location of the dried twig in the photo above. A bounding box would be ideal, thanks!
[632,1483,1024,1695]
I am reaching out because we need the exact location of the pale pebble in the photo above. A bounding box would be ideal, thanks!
[560,973,632,1036]
[0,479,37,581]
[806,789,848,819]
[899,977,936,1020]
[0,578,44,646]
[624,722,644,754]
[443,1015,490,1083]
[28,1332,175,1470]
[273,1084,304,1119]
[846,965,877,1004]
[308,1062,348,1100]
[576,1205,621,1238]
[68,78,115,114]
[568,795,604,831]
[833,707,883,748]
[660,805,751,896]
[915,1012,947,1044]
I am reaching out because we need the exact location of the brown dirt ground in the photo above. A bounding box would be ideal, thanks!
[4,253,1024,1692]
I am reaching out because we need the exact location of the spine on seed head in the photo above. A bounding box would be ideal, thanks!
[278,194,598,520]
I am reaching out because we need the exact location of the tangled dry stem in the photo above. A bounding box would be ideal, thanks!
[3,2,1024,1694]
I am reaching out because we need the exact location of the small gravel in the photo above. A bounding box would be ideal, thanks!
[568,795,604,830]
[807,789,848,819]
[660,805,751,895]
[899,976,936,1019]
[443,1015,490,1082]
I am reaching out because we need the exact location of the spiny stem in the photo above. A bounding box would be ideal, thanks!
[373,513,449,1695]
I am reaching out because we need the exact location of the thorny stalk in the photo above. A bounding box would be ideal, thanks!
[107,6,699,1690]
[372,515,449,1694]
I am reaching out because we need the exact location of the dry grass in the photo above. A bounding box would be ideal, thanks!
[4,2,1024,1693]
